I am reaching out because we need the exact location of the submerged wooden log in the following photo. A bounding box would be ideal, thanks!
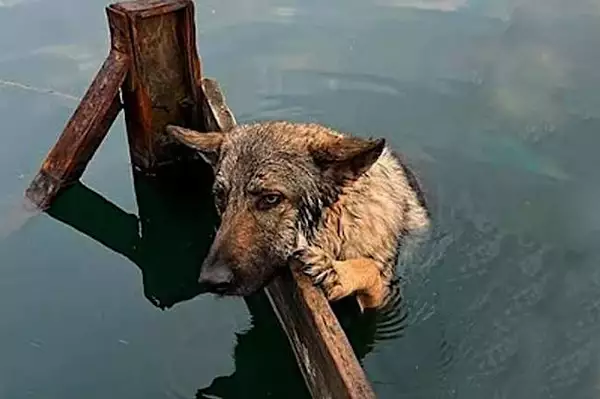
[25,1,377,397]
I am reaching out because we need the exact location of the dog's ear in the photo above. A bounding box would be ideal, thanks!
[166,125,224,168]
[311,136,386,183]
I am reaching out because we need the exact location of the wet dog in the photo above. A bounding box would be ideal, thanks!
[167,121,429,309]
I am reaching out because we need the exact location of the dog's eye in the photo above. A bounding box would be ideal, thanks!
[257,193,283,210]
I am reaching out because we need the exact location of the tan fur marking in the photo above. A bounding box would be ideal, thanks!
[228,212,255,259]
[330,258,388,310]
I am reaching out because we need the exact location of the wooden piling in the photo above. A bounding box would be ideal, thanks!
[106,0,205,169]
[24,1,377,398]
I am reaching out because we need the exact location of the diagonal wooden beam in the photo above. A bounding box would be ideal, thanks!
[25,50,129,209]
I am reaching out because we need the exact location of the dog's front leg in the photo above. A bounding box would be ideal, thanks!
[331,258,389,310]
[295,247,388,310]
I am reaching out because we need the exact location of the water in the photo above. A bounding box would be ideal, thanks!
[2,0,600,398]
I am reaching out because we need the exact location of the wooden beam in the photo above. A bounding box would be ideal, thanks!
[25,50,129,209]
[106,0,204,170]
[266,268,377,399]
[198,77,376,399]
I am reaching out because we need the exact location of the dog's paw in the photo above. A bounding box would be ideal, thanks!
[294,247,341,295]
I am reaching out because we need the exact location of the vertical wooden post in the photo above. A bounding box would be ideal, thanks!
[106,0,205,170]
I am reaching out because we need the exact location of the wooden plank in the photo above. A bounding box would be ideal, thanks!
[25,50,129,209]
[266,268,377,399]
[106,0,203,170]
[197,78,377,399]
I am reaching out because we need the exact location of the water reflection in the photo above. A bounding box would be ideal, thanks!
[47,160,217,309]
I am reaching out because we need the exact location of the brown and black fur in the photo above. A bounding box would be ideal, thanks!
[166,121,430,309]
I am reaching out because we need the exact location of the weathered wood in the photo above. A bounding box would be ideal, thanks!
[200,78,237,132]
[198,79,377,399]
[25,50,129,209]
[266,268,377,399]
[110,0,190,16]
[106,0,204,170]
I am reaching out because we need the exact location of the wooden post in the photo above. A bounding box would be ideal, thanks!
[24,1,377,398]
[25,0,206,209]
[106,0,205,170]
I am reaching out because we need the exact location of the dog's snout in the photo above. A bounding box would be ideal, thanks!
[198,260,233,293]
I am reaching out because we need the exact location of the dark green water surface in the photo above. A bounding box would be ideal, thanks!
[2,0,600,398]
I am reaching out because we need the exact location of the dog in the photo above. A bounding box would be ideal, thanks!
[166,121,430,310]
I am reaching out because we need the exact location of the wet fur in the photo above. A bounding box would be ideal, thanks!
[293,134,430,309]
[167,121,430,309]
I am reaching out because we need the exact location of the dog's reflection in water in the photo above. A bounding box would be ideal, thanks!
[45,160,408,399]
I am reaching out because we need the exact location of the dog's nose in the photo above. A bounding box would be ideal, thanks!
[198,261,233,293]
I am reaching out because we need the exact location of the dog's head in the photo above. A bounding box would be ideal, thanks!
[166,122,385,296]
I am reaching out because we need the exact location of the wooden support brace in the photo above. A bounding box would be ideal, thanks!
[25,51,129,209]
[24,1,377,398]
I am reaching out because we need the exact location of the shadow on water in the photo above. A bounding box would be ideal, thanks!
[47,159,218,309]
[42,158,409,398]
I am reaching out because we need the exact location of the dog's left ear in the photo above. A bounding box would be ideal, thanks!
[311,136,386,183]
[166,125,224,168]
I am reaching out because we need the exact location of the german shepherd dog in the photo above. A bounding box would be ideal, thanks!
[166,121,429,309]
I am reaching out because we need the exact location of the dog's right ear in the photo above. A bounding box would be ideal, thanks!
[166,125,224,168]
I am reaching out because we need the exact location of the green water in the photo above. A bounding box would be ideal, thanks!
[2,0,600,398]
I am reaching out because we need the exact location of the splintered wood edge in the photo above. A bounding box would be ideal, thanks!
[199,77,376,399]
